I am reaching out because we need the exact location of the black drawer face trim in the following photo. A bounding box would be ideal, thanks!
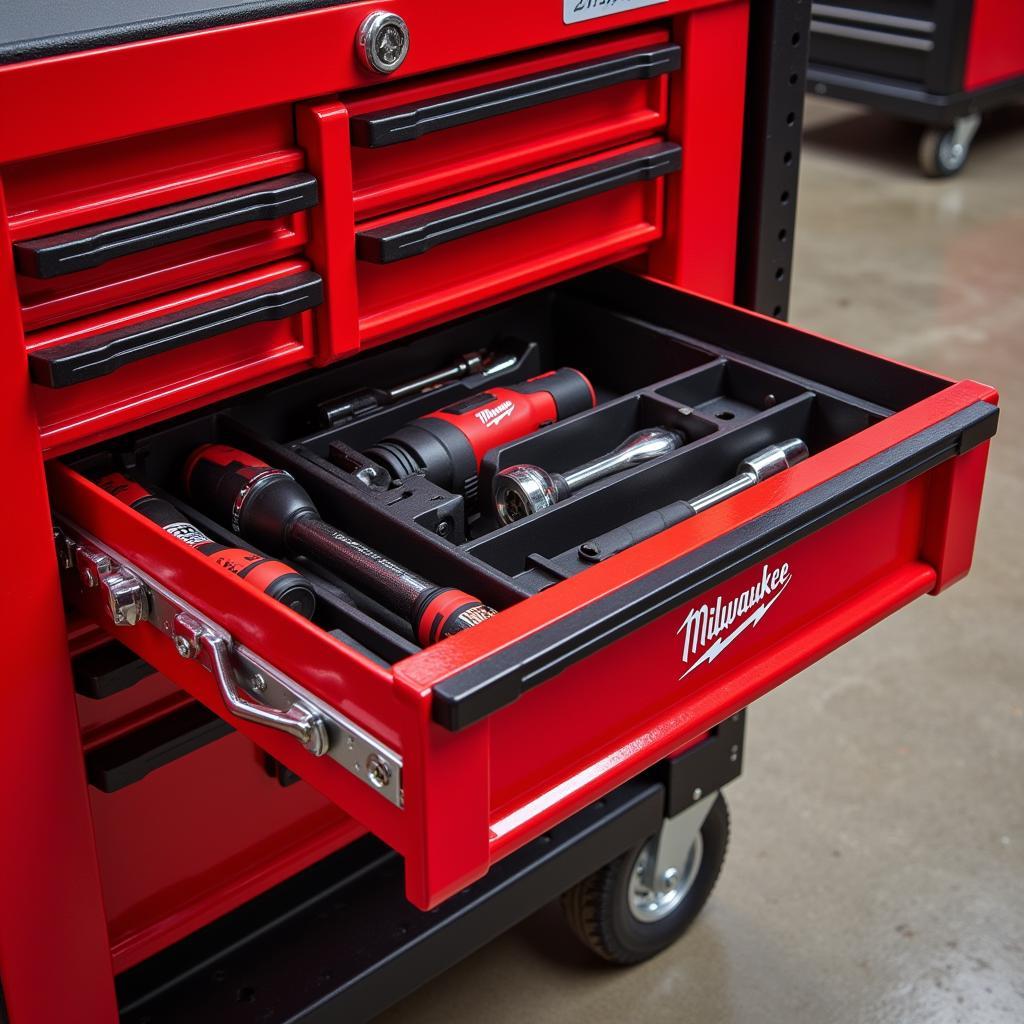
[85,701,233,793]
[350,43,681,148]
[355,141,681,264]
[810,4,936,34]
[28,270,323,388]
[13,173,318,280]
[72,641,155,699]
[810,20,935,52]
[431,401,998,730]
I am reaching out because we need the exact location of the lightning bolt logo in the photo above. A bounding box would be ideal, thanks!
[678,573,791,679]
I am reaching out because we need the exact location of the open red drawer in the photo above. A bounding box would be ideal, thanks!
[49,270,997,910]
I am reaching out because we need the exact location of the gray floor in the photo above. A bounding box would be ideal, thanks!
[382,98,1024,1023]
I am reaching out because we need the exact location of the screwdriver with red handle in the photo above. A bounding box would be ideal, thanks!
[184,445,496,645]
[98,472,317,618]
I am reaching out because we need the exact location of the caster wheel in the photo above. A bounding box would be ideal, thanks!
[560,793,729,964]
[918,114,981,177]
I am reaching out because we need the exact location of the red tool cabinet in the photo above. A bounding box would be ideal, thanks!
[0,2,996,1022]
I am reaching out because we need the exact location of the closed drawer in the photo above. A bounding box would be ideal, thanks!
[808,2,944,85]
[347,27,677,219]
[14,173,317,331]
[4,105,316,329]
[28,261,323,453]
[50,269,997,911]
[355,140,679,342]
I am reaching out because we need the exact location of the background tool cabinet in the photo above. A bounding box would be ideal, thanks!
[0,2,996,1023]
[806,0,1024,175]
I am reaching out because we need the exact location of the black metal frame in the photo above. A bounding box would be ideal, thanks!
[734,0,812,320]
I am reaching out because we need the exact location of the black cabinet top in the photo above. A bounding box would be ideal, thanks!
[0,0,347,65]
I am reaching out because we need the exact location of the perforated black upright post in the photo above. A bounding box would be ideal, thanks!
[734,0,812,320]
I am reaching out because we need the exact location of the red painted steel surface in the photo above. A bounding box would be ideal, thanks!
[648,2,749,299]
[964,0,1024,91]
[0,1,997,1020]
[1,1,749,455]
[356,139,670,342]
[28,259,318,455]
[91,731,363,972]
[0,0,732,165]
[0,183,119,1023]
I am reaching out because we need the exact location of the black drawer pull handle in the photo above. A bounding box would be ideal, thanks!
[350,43,681,148]
[85,702,233,793]
[356,141,681,264]
[13,172,319,279]
[29,271,323,388]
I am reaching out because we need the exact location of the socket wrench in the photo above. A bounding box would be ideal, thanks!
[578,438,809,562]
[493,427,684,524]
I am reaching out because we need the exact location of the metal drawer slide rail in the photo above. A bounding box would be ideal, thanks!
[54,518,404,808]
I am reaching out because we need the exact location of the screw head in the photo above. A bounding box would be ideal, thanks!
[436,519,451,538]
[174,635,194,659]
[366,754,391,789]
[578,541,601,560]
[692,787,703,801]
[358,12,409,75]
[251,672,267,693]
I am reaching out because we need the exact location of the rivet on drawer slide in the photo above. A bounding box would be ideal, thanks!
[54,520,404,807]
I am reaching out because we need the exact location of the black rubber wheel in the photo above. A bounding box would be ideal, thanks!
[561,793,729,965]
[918,125,970,178]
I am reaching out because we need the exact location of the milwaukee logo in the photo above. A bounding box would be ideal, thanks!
[475,400,515,428]
[677,562,791,678]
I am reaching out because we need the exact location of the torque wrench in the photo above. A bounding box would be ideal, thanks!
[184,445,496,645]
[577,438,809,562]
[493,427,684,524]
[365,367,595,497]
[318,349,518,427]
[98,472,316,617]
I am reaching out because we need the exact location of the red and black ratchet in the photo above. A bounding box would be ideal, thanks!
[365,366,595,497]
[184,445,496,645]
[98,472,316,617]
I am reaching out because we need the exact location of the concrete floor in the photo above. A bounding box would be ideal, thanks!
[381,98,1024,1023]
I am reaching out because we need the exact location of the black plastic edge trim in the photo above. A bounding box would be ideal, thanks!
[356,142,681,264]
[658,710,745,817]
[85,702,233,793]
[432,401,999,730]
[350,43,681,148]
[28,270,323,388]
[117,779,664,1023]
[14,173,318,279]
[72,641,156,699]
[806,64,1024,123]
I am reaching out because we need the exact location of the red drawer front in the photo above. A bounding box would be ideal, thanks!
[16,207,311,333]
[28,261,321,454]
[356,141,678,343]
[347,27,675,219]
[90,729,362,973]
